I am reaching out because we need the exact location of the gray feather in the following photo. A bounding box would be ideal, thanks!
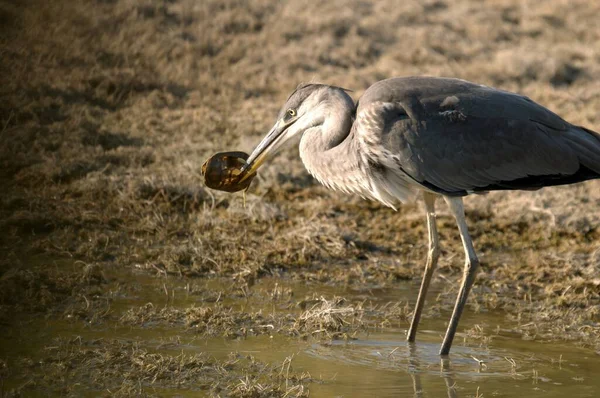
[356,77,600,196]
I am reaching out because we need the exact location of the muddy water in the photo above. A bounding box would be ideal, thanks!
[2,265,599,397]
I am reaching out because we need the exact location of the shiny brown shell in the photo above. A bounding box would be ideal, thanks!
[201,151,256,192]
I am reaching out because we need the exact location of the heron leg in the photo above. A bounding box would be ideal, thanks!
[439,196,479,355]
[407,192,440,342]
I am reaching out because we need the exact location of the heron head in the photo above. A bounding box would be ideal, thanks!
[240,83,352,179]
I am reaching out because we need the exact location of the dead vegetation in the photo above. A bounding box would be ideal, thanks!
[1,0,600,395]
[6,337,310,397]
[119,295,411,341]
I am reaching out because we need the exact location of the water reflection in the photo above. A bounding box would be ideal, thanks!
[3,265,598,398]
[408,344,457,398]
[440,358,458,398]
[303,332,600,398]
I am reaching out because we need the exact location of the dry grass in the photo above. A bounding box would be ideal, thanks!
[7,337,310,397]
[1,0,600,394]
[118,295,411,342]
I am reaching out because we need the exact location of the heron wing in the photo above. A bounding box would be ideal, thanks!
[357,77,600,195]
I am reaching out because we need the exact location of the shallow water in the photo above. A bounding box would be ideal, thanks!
[206,333,600,398]
[1,265,599,397]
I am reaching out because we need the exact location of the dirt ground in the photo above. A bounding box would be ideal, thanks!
[1,0,600,396]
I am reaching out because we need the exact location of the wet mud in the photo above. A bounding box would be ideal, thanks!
[1,0,599,396]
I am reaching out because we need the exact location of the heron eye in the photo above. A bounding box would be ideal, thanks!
[286,109,296,118]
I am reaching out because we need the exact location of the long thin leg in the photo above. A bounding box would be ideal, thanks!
[407,192,440,342]
[439,196,480,355]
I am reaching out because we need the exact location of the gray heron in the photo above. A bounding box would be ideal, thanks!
[240,76,600,355]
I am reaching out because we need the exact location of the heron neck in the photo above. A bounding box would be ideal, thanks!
[299,111,363,190]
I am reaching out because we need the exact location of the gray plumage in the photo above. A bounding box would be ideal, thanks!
[291,78,600,206]
[359,77,600,195]
[243,76,600,355]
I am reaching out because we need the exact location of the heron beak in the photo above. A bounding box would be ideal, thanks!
[240,117,297,181]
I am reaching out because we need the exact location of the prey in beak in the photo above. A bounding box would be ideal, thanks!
[239,110,299,182]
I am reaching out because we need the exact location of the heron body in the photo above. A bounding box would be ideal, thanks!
[242,76,600,355]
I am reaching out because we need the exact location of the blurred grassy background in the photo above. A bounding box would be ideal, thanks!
[0,0,599,352]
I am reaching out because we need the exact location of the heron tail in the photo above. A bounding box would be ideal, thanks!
[500,125,600,190]
[568,125,600,176]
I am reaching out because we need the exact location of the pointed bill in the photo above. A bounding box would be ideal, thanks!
[239,116,298,182]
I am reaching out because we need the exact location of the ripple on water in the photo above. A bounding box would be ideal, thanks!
[303,331,600,398]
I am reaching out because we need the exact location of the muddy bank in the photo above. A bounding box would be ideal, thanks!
[1,0,600,396]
